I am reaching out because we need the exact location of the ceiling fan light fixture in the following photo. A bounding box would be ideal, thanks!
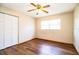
[27,3,50,14]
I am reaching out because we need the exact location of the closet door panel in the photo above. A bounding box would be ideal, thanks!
[0,13,18,49]
[11,16,18,46]
[0,13,4,50]
[4,14,13,48]
[4,14,18,48]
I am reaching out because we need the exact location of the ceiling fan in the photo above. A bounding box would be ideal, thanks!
[27,3,50,15]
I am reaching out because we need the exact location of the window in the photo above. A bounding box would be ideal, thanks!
[41,19,61,30]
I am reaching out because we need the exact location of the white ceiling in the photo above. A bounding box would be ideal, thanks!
[0,3,77,18]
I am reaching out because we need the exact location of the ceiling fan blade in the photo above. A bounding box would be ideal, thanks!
[31,3,37,7]
[42,10,48,13]
[43,5,50,8]
[27,9,36,12]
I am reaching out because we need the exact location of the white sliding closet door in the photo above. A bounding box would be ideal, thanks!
[4,14,18,48]
[11,16,18,46]
[0,13,4,50]
[0,13,18,50]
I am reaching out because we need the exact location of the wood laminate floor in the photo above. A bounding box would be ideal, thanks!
[0,38,78,55]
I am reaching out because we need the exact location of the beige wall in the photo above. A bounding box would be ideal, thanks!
[74,4,79,53]
[0,6,35,43]
[36,12,73,44]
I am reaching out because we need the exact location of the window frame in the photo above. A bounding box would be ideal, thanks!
[40,19,61,30]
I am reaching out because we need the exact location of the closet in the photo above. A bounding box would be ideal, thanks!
[0,13,18,50]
